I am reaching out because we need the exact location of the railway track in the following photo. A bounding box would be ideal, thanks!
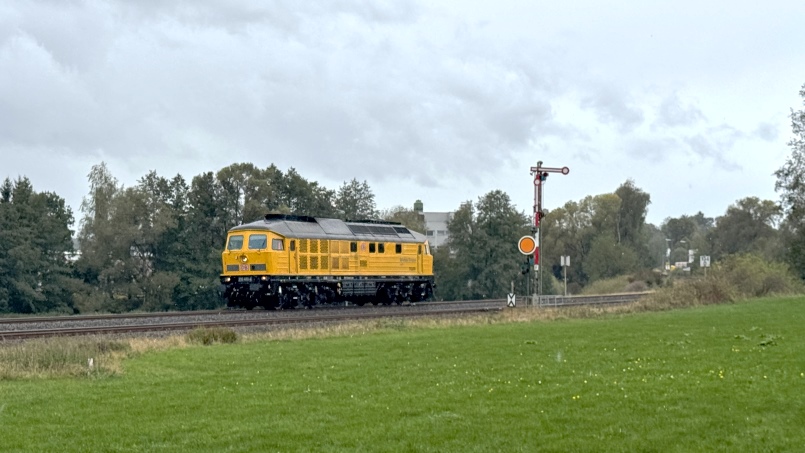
[0,292,650,340]
[0,305,503,340]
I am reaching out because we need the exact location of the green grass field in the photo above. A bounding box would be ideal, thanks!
[2,298,805,452]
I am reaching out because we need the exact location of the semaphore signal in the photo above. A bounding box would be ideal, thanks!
[527,161,569,305]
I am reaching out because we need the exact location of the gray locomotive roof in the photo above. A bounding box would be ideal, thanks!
[229,216,427,243]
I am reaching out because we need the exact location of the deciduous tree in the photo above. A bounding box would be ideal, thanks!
[435,192,531,299]
[711,197,781,261]
[775,83,805,276]
[380,205,426,233]
[335,179,377,220]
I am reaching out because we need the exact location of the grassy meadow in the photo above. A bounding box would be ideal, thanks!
[2,297,805,452]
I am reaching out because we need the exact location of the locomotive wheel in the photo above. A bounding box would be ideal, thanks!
[395,289,405,305]
[276,293,291,310]
[300,293,315,309]
[259,294,276,310]
[379,286,394,306]
[411,284,426,303]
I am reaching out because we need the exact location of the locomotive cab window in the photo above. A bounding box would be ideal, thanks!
[379,243,385,253]
[227,235,244,251]
[272,238,284,251]
[350,242,357,252]
[248,234,267,250]
[369,243,376,253]
[290,240,296,251]
[395,244,402,254]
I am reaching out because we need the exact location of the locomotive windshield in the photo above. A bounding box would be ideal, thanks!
[227,235,244,250]
[248,234,267,250]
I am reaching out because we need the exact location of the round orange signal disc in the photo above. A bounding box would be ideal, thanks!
[518,236,537,255]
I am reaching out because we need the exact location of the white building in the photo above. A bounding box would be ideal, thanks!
[414,200,453,249]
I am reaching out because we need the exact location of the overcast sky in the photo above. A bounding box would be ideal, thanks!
[2,0,804,227]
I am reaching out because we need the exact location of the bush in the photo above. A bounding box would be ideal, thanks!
[715,254,804,297]
[185,327,239,345]
[580,276,632,295]
[638,253,804,310]
[628,269,665,288]
[624,280,649,293]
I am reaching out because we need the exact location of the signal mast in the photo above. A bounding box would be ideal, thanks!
[529,161,569,305]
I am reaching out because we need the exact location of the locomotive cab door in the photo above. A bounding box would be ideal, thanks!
[289,239,298,274]
[417,244,423,274]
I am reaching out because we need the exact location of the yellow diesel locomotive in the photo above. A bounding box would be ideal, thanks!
[220,214,435,309]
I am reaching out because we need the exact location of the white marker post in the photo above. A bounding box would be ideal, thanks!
[700,255,711,277]
[560,255,570,296]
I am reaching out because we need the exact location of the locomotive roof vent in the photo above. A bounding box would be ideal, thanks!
[264,213,316,223]
[348,224,399,236]
[346,219,402,225]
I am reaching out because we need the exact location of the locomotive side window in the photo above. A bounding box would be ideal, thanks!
[379,243,385,253]
[350,242,357,252]
[272,238,284,251]
[290,240,296,251]
[418,245,422,254]
[369,243,376,253]
[248,234,267,250]
[395,244,402,254]
[227,235,244,251]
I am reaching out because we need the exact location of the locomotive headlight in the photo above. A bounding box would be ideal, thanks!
[261,276,267,281]
[239,255,248,263]
[224,277,231,283]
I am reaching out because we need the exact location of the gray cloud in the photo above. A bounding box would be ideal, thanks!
[624,137,681,163]
[754,122,779,142]
[580,84,644,132]
[682,125,743,171]
[655,92,705,128]
[1,0,567,192]
[1,0,802,225]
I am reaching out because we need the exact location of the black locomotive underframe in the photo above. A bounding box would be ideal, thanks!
[220,275,435,309]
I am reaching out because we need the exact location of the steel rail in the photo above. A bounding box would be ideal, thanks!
[0,309,247,325]
[0,300,499,326]
[0,306,502,340]
[0,292,650,329]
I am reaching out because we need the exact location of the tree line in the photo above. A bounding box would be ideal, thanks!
[1,162,414,313]
[2,84,804,313]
